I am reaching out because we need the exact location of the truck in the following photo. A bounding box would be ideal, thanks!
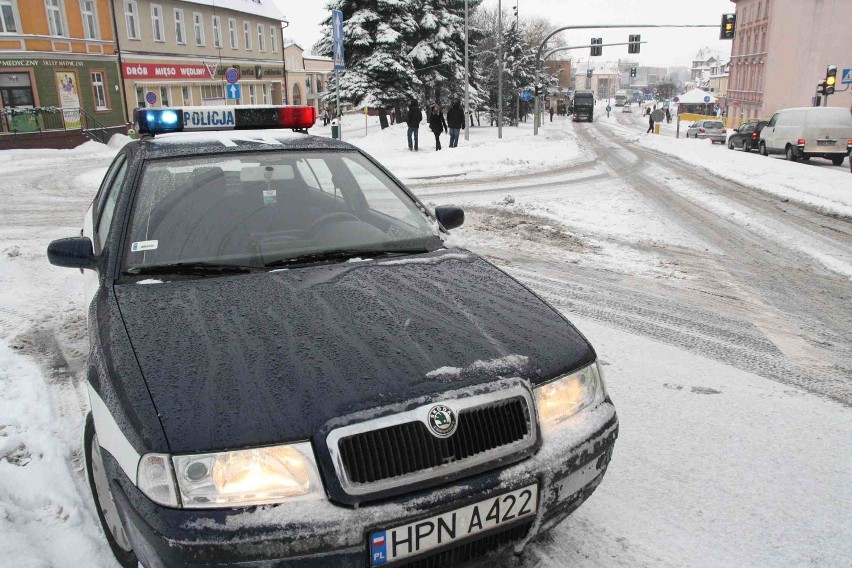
[572,90,595,122]
[614,90,628,107]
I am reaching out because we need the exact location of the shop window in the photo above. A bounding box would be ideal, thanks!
[228,18,238,49]
[0,0,18,34]
[212,15,222,48]
[262,83,270,104]
[270,26,277,52]
[91,71,108,110]
[174,9,185,44]
[125,0,139,40]
[257,23,265,51]
[182,86,191,105]
[201,84,225,106]
[45,0,66,37]
[160,86,170,107]
[243,21,251,50]
[248,84,257,105]
[0,72,35,107]
[80,0,99,39]
[151,4,163,42]
[193,12,204,46]
[135,85,145,108]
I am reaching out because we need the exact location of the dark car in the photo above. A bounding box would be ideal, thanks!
[47,105,618,568]
[727,120,768,152]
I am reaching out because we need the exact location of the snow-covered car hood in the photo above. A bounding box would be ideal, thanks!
[114,249,596,453]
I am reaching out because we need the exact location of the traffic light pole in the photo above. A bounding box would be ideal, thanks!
[533,23,718,135]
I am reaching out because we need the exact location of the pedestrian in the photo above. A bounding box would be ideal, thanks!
[647,113,655,134]
[390,108,395,125]
[665,108,671,124]
[446,100,465,148]
[406,100,422,151]
[549,106,555,122]
[324,108,331,126]
[428,104,448,151]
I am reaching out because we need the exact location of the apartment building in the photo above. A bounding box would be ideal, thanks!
[0,0,125,134]
[727,0,852,120]
[114,0,286,117]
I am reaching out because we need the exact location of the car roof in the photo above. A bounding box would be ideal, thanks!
[129,130,357,160]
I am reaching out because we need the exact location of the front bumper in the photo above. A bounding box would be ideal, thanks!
[105,402,618,568]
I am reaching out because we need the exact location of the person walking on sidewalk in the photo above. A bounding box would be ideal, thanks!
[446,100,465,148]
[428,104,448,151]
[665,108,671,124]
[406,100,422,151]
[549,106,555,122]
[647,113,655,134]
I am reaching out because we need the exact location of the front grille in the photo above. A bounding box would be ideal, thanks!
[394,521,533,568]
[338,397,531,485]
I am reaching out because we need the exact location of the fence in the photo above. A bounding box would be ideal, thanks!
[0,107,115,144]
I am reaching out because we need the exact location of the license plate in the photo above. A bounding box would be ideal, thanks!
[817,140,835,146]
[369,484,538,566]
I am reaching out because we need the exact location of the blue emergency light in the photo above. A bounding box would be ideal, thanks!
[134,105,318,136]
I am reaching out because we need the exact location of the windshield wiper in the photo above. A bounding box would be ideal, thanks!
[124,262,254,276]
[264,248,430,268]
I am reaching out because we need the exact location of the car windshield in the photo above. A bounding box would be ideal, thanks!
[123,151,442,271]
[705,121,724,129]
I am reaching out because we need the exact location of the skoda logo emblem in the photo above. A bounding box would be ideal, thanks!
[427,405,457,438]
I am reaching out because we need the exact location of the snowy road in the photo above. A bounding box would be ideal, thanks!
[0,122,850,567]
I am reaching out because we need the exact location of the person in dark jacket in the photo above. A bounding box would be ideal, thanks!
[647,113,655,134]
[406,101,422,151]
[446,100,465,148]
[428,104,448,151]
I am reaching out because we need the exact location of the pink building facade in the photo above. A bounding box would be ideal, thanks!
[727,0,852,120]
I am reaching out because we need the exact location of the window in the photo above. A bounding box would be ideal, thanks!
[80,0,98,39]
[125,0,139,39]
[248,84,257,104]
[243,21,251,49]
[91,71,108,110]
[228,18,238,49]
[212,16,221,48]
[135,85,145,108]
[201,83,225,104]
[262,83,270,104]
[160,86,170,107]
[45,0,65,36]
[193,12,204,46]
[270,26,277,52]
[0,0,18,33]
[174,8,185,44]
[305,75,312,94]
[257,23,265,51]
[292,83,301,105]
[96,156,128,251]
[151,4,163,42]
[181,85,191,105]
[757,1,762,19]
[317,77,323,93]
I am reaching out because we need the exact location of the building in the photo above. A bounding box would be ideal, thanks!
[690,47,726,90]
[0,0,126,145]
[545,59,571,90]
[707,57,730,98]
[727,0,852,120]
[283,42,332,113]
[572,61,620,98]
[113,0,286,118]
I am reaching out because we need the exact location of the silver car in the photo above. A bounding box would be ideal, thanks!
[686,120,727,144]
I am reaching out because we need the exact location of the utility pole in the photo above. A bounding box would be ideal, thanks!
[515,0,519,125]
[464,0,470,141]
[498,0,503,139]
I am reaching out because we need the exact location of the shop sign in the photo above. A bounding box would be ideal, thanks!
[0,59,86,67]
[123,62,216,80]
[264,67,283,77]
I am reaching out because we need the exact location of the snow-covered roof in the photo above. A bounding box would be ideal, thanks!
[678,88,719,104]
[283,41,305,51]
[303,55,332,61]
[178,0,285,21]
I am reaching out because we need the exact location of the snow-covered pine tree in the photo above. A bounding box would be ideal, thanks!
[501,21,536,124]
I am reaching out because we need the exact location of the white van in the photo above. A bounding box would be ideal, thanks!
[759,107,852,165]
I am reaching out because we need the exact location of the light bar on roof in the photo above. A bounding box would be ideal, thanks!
[135,105,318,135]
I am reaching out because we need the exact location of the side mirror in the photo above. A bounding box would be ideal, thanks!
[47,237,97,270]
[435,205,464,231]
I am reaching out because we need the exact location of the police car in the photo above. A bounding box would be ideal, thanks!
[47,105,618,568]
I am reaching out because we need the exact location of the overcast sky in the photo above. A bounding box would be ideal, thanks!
[272,0,734,67]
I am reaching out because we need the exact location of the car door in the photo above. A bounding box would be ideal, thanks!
[82,152,129,311]
[763,113,780,151]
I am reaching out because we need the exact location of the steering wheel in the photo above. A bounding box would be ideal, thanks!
[306,211,361,236]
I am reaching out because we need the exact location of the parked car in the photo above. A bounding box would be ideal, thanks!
[759,107,852,165]
[727,120,768,152]
[686,120,727,143]
[47,105,619,568]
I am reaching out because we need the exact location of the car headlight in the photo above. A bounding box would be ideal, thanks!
[534,362,607,434]
[138,442,324,508]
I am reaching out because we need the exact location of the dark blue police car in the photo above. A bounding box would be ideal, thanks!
[47,105,618,567]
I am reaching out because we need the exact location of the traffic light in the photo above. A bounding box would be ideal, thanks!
[590,38,602,57]
[824,65,837,95]
[534,83,542,96]
[586,69,593,78]
[630,67,637,78]
[720,14,736,40]
[628,34,641,54]
[817,80,826,96]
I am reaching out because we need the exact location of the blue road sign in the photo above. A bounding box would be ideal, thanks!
[225,67,240,85]
[842,68,852,85]
[226,83,241,100]
[644,93,652,100]
[520,89,533,102]
[145,91,157,105]
[332,10,345,71]
[703,95,711,103]
[714,104,720,111]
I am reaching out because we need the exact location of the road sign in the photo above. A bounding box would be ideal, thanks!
[644,93,652,100]
[226,83,241,100]
[225,67,240,85]
[714,104,720,112]
[651,109,665,122]
[332,9,345,71]
[703,95,711,103]
[663,101,670,108]
[520,89,533,102]
[145,91,157,105]
[673,96,679,103]
[842,68,852,85]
